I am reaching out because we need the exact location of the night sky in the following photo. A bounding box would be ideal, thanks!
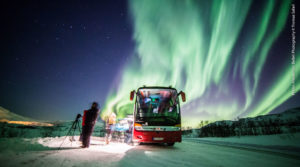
[0,0,299,126]
[1,0,134,120]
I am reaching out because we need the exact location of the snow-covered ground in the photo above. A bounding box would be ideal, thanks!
[0,136,134,167]
[0,136,300,167]
[185,133,300,147]
[1,106,300,166]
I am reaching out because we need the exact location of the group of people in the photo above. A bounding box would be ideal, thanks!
[80,102,131,148]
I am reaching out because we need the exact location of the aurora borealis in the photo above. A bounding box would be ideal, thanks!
[102,0,299,127]
[0,0,298,124]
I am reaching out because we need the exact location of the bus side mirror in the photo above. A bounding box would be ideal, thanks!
[180,91,186,102]
[130,90,135,101]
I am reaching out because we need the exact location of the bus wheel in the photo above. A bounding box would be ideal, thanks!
[133,142,140,146]
[167,143,175,146]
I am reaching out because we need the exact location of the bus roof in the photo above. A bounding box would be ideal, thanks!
[137,86,178,91]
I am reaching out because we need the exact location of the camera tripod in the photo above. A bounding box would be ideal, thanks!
[58,114,82,149]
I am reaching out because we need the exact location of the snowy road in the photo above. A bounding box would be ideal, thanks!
[0,137,299,167]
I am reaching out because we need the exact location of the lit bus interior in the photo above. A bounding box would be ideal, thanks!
[135,88,180,126]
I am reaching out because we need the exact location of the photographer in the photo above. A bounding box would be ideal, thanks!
[81,102,100,148]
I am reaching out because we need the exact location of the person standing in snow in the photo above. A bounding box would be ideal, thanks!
[125,120,133,144]
[81,102,100,148]
[105,112,116,144]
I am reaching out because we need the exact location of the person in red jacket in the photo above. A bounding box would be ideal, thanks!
[81,102,100,148]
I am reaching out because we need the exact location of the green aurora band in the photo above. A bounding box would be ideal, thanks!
[102,0,299,127]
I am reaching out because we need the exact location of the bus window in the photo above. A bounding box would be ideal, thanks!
[135,88,180,126]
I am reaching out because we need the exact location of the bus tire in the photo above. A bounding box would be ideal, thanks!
[167,143,175,146]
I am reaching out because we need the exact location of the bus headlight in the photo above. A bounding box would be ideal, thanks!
[173,127,181,131]
[175,124,181,130]
[134,123,143,130]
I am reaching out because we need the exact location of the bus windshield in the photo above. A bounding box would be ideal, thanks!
[135,88,180,126]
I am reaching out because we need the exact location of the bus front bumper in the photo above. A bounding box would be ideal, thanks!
[133,130,182,143]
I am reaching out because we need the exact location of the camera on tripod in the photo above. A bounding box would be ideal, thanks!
[58,113,83,149]
[76,113,82,120]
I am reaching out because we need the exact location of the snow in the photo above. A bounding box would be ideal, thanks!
[1,136,300,167]
[35,136,134,154]
[1,106,300,166]
[0,136,134,166]
[185,133,300,148]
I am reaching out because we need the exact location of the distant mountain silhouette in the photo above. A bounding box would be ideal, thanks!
[282,107,300,114]
[0,106,33,121]
[183,106,300,137]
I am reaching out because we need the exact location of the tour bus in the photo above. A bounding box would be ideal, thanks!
[129,86,186,146]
